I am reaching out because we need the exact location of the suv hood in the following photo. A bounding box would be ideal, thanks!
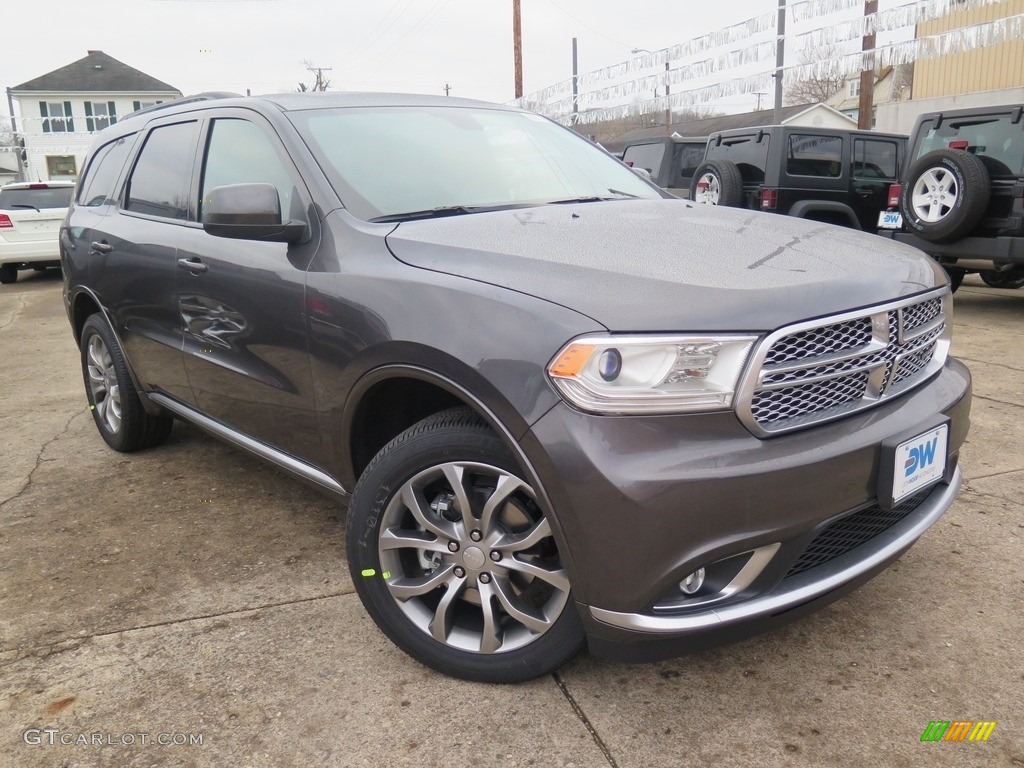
[384,199,944,332]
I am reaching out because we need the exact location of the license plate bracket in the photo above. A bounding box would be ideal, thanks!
[877,418,950,510]
[877,210,903,230]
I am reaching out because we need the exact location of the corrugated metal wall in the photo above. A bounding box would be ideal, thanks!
[913,0,1024,99]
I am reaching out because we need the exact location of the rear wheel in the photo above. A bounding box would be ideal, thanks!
[346,408,583,682]
[980,268,1024,289]
[80,314,173,452]
[690,160,743,207]
[0,264,17,284]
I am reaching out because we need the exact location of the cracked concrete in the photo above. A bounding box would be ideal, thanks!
[0,270,1022,767]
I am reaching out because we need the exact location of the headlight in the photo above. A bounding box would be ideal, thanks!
[548,334,758,414]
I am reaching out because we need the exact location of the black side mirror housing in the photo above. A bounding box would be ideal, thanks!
[202,183,306,243]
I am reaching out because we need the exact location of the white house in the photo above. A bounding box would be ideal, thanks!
[9,51,181,182]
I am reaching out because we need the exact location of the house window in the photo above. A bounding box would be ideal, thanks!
[40,101,74,133]
[46,155,78,178]
[132,100,164,112]
[847,80,861,98]
[86,101,117,132]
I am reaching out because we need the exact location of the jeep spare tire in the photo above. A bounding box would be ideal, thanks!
[691,160,743,207]
[901,149,990,243]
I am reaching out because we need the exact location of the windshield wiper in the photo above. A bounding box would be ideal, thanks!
[370,205,483,223]
[8,204,40,211]
[546,189,643,205]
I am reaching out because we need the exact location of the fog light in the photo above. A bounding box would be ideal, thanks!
[679,568,706,595]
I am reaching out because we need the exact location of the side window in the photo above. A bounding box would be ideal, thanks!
[78,135,136,207]
[674,144,706,186]
[854,139,898,180]
[787,134,842,178]
[200,119,295,221]
[707,135,769,183]
[126,121,200,220]
[622,143,666,177]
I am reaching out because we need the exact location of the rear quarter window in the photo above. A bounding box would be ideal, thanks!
[622,143,666,177]
[786,134,843,178]
[125,121,200,220]
[78,135,136,207]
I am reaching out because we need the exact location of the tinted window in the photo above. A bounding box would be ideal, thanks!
[622,143,666,176]
[291,107,660,221]
[126,121,200,219]
[854,139,898,179]
[79,135,136,207]
[787,134,842,177]
[673,143,706,186]
[0,186,73,210]
[200,119,295,220]
[914,115,1024,176]
[706,134,769,183]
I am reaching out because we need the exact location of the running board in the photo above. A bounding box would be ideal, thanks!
[149,393,349,497]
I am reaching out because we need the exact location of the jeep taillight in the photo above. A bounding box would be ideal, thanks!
[887,184,901,208]
[948,140,969,150]
[0,214,12,228]
[760,188,777,210]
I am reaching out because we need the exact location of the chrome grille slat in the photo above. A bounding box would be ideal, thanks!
[737,291,950,436]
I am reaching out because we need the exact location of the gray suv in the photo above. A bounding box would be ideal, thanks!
[61,93,971,683]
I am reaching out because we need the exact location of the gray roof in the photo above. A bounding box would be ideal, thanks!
[12,51,180,94]
[603,104,818,153]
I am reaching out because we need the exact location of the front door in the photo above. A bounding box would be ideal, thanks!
[852,137,901,232]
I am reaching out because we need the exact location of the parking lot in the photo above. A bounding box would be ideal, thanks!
[0,269,1021,768]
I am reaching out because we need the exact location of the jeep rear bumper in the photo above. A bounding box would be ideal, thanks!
[880,230,1024,267]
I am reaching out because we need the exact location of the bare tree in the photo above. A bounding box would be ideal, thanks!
[784,44,847,106]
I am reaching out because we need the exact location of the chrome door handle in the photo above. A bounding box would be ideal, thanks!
[177,258,208,273]
[90,241,113,254]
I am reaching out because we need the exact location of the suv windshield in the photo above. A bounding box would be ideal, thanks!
[290,106,661,221]
[0,186,73,210]
[914,114,1024,177]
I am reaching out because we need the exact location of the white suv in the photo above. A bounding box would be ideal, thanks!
[0,181,75,284]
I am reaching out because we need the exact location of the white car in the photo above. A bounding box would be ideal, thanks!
[0,181,75,284]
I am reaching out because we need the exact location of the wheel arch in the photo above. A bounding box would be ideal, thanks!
[789,200,861,229]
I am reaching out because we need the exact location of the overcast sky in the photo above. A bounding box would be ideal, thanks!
[6,0,777,109]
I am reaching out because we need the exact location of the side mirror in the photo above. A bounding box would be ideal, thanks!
[203,183,305,243]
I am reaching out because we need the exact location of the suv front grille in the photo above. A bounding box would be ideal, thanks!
[785,488,933,578]
[738,292,949,435]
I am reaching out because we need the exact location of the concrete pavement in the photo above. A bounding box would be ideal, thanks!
[1,270,1022,767]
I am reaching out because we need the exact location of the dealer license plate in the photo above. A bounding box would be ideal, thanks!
[892,425,948,502]
[877,211,903,229]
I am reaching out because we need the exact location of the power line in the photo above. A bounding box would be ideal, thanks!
[544,0,632,49]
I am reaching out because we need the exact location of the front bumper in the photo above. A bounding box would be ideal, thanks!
[521,357,971,660]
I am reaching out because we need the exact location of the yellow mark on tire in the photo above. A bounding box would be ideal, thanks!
[360,568,376,577]
[382,571,391,579]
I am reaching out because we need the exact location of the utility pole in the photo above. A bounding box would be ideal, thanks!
[857,0,878,129]
[306,65,332,92]
[663,60,671,136]
[773,0,786,124]
[571,37,579,125]
[444,83,451,96]
[754,92,766,110]
[512,0,523,98]
[5,87,25,182]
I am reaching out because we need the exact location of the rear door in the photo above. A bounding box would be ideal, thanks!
[94,118,201,404]
[851,136,901,232]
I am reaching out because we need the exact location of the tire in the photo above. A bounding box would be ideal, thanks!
[346,407,584,683]
[0,264,17,284]
[80,314,173,452]
[980,268,1024,289]
[944,267,966,293]
[900,150,990,243]
[690,160,743,207]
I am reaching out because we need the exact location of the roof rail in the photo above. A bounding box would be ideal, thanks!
[128,92,243,118]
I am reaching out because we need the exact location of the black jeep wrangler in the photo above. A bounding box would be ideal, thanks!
[621,136,707,198]
[691,125,907,233]
[878,104,1024,291]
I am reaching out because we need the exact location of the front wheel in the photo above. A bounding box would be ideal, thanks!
[346,408,584,682]
[980,268,1024,289]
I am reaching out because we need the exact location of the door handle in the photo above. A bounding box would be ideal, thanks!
[90,241,113,254]
[177,258,208,274]
[854,186,875,196]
